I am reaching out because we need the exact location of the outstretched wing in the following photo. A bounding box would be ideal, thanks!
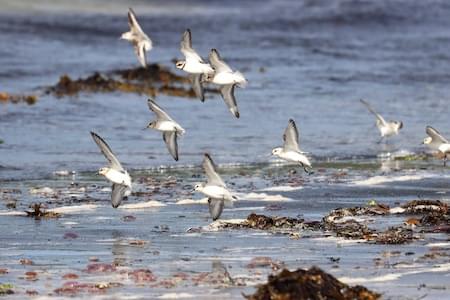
[90,132,124,171]
[360,99,387,126]
[283,119,300,152]
[134,43,147,67]
[111,184,128,208]
[128,8,145,35]
[208,49,232,73]
[147,98,173,121]
[180,29,204,62]
[203,153,226,187]
[163,132,179,161]
[220,84,239,118]
[208,198,224,221]
[190,74,205,102]
[426,126,449,144]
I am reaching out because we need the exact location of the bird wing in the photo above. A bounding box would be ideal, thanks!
[190,74,205,102]
[90,132,124,171]
[203,153,226,187]
[111,184,128,208]
[208,198,224,221]
[135,42,147,67]
[163,131,179,161]
[208,49,233,73]
[219,84,239,118]
[147,98,173,121]
[360,99,387,126]
[180,29,204,62]
[283,119,300,152]
[128,8,145,35]
[426,126,449,144]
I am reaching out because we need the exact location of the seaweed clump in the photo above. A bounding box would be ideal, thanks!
[244,266,380,300]
[25,203,60,219]
[0,92,38,105]
[220,213,308,232]
[46,65,218,99]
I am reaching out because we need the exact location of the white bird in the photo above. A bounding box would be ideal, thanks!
[120,8,153,67]
[204,49,248,118]
[423,126,450,166]
[146,98,185,161]
[90,132,132,208]
[175,29,214,102]
[272,119,313,174]
[360,99,403,140]
[194,153,236,220]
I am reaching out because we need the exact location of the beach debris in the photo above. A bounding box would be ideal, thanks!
[191,261,235,287]
[400,200,448,215]
[372,227,415,244]
[53,281,120,295]
[0,91,38,105]
[85,263,116,274]
[219,213,306,232]
[25,203,60,219]
[128,269,157,284]
[62,273,79,280]
[24,271,38,281]
[0,283,14,295]
[246,257,284,271]
[244,266,380,300]
[63,232,79,239]
[19,259,34,265]
[0,269,8,275]
[45,65,219,99]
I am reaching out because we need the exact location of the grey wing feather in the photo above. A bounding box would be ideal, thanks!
[360,99,387,125]
[181,29,203,62]
[111,184,128,208]
[208,198,224,221]
[426,126,449,144]
[208,49,232,73]
[190,74,205,102]
[90,132,124,171]
[147,98,172,121]
[128,8,145,34]
[220,84,239,118]
[283,119,300,152]
[203,153,226,187]
[163,132,179,161]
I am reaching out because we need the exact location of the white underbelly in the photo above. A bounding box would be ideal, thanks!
[279,151,312,168]
[105,169,132,187]
[184,62,213,74]
[438,143,450,154]
[212,72,236,85]
[202,186,232,200]
[156,121,178,132]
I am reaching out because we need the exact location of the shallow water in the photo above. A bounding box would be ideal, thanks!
[1,0,450,299]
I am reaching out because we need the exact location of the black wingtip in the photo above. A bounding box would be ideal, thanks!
[112,203,120,209]
[235,111,240,118]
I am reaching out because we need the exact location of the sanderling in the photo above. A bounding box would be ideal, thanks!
[204,49,248,118]
[272,119,313,174]
[90,132,132,208]
[360,99,403,141]
[146,98,185,161]
[120,8,153,67]
[194,153,236,220]
[423,126,450,166]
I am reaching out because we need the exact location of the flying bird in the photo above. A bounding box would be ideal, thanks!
[90,132,132,208]
[422,126,450,166]
[146,98,185,161]
[194,153,237,220]
[120,8,153,67]
[272,119,313,174]
[204,49,248,118]
[360,99,403,140]
[175,29,214,101]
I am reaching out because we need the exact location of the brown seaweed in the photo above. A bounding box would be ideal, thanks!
[244,266,380,300]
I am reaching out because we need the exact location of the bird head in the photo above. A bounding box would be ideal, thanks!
[271,147,282,156]
[422,137,432,145]
[194,183,203,192]
[175,60,186,70]
[98,167,108,176]
[147,121,156,129]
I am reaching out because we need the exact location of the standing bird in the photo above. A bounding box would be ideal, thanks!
[422,126,450,166]
[360,99,403,141]
[194,153,237,220]
[272,119,313,174]
[146,98,185,161]
[90,132,132,208]
[204,49,248,118]
[175,29,214,101]
[120,8,153,67]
